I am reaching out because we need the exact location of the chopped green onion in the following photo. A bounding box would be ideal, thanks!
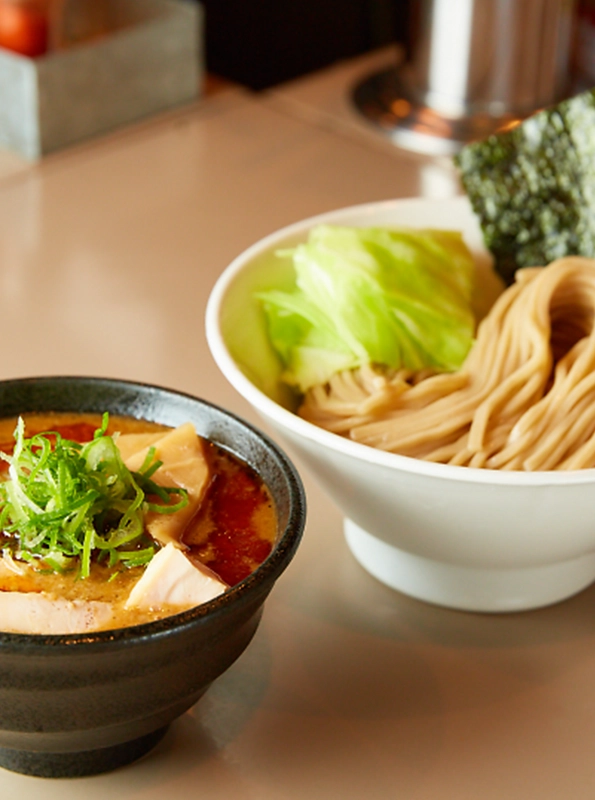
[0,415,188,577]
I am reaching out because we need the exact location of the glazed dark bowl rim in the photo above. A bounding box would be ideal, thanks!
[0,375,306,651]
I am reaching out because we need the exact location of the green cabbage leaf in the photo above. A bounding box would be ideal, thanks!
[257,224,476,392]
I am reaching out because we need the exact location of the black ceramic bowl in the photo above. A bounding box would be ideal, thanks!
[0,376,306,778]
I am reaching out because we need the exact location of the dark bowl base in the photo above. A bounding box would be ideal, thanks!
[0,725,169,778]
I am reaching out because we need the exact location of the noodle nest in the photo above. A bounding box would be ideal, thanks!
[299,256,595,471]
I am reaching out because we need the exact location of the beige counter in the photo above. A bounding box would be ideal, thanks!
[0,49,593,800]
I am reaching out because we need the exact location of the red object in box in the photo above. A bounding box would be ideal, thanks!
[0,0,48,57]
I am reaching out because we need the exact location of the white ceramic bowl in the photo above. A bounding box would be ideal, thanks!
[206,196,595,612]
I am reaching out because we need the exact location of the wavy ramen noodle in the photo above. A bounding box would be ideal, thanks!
[299,256,595,470]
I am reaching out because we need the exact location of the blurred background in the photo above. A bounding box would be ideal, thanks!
[199,0,412,90]
[0,0,592,160]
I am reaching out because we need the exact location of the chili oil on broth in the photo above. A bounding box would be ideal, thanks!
[0,412,277,631]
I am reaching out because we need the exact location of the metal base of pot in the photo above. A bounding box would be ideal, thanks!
[352,66,520,156]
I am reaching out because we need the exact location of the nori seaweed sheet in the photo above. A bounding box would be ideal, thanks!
[454,87,595,285]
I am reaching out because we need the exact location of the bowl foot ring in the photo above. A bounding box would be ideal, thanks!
[0,725,169,778]
[344,518,595,612]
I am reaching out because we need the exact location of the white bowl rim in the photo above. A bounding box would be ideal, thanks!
[206,196,595,488]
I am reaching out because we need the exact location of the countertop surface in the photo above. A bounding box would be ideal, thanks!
[1,48,595,799]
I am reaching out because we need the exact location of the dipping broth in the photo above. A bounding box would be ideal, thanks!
[0,413,277,632]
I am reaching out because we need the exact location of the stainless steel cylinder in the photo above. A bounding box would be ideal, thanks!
[408,0,576,117]
[352,0,577,154]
